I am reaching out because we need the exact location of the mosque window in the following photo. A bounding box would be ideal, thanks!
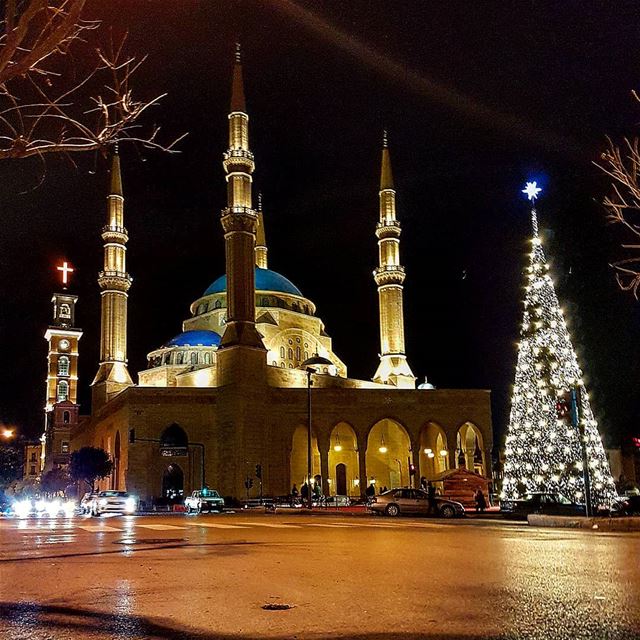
[56,380,69,402]
[204,352,211,365]
[61,441,70,454]
[57,356,69,376]
[280,346,285,358]
[214,300,222,309]
[63,411,70,424]
[191,352,198,365]
[304,351,309,360]
[304,343,308,348]
[59,303,71,319]
[272,360,277,366]
[203,303,209,313]
[280,362,285,368]
[288,339,293,345]
[296,337,301,343]
[288,363,293,369]
[176,352,184,365]
[163,352,171,365]
[288,348,293,360]
[296,347,301,360]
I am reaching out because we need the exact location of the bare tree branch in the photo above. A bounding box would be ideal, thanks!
[0,0,184,161]
[595,93,640,297]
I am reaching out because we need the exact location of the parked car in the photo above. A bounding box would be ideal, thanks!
[90,491,137,516]
[184,489,225,513]
[500,492,585,519]
[79,492,98,514]
[368,488,465,518]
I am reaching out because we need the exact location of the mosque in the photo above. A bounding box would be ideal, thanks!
[61,48,493,502]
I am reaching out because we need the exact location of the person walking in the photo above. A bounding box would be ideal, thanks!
[301,482,309,503]
[290,484,299,507]
[427,481,437,516]
[475,488,487,514]
[420,476,427,491]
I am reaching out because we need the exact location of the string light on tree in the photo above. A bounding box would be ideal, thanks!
[501,181,616,505]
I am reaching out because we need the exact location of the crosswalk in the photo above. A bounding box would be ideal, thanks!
[1,518,445,535]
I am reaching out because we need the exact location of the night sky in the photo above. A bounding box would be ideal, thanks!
[2,1,640,450]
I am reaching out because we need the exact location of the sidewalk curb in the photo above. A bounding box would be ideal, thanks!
[528,514,640,531]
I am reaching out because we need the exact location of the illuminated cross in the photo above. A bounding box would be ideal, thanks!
[522,181,542,201]
[57,261,74,285]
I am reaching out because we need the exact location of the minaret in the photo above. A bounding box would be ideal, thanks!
[92,148,133,405]
[219,43,264,349]
[43,261,82,470]
[255,192,268,269]
[373,132,415,388]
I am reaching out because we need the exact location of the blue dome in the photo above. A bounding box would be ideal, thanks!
[164,329,221,348]
[203,267,303,297]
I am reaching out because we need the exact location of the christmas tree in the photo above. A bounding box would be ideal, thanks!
[501,182,616,507]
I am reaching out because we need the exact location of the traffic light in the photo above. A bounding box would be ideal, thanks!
[255,464,262,479]
[555,391,571,424]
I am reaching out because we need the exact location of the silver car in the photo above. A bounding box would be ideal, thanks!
[90,491,137,516]
[369,488,465,518]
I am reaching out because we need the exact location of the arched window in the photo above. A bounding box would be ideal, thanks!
[160,423,188,448]
[288,348,293,360]
[288,363,294,369]
[203,303,209,313]
[296,346,301,360]
[214,300,222,309]
[59,303,71,319]
[57,356,69,376]
[280,346,285,358]
[63,411,70,424]
[176,352,184,365]
[56,380,69,402]
[191,352,198,365]
[304,351,309,360]
[204,352,211,365]
[163,352,171,365]
[280,362,285,368]
[272,360,277,366]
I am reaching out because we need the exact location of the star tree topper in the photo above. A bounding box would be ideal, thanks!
[522,181,542,201]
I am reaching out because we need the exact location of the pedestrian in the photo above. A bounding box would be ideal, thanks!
[365,482,376,499]
[419,476,427,491]
[381,486,388,493]
[301,482,309,502]
[475,488,487,513]
[290,484,299,507]
[427,481,437,515]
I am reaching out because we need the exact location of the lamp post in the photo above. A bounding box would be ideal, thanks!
[300,355,333,509]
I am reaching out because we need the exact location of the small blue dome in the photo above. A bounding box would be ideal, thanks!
[203,267,303,297]
[164,329,221,348]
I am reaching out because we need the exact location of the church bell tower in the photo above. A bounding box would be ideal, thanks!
[372,132,415,388]
[43,262,82,469]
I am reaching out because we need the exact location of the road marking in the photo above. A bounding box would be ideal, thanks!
[306,523,354,528]
[136,524,188,531]
[78,525,122,533]
[184,522,249,529]
[236,522,301,529]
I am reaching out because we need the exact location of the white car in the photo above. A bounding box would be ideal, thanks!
[185,489,224,513]
[90,491,137,516]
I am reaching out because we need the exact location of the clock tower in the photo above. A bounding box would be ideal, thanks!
[43,262,82,470]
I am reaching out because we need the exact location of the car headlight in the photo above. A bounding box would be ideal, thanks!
[99,498,108,506]
[63,501,76,516]
[14,500,32,518]
[46,500,61,517]
[124,497,136,512]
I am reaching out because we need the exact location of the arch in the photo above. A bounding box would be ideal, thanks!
[328,422,359,496]
[365,419,411,491]
[56,380,69,402]
[204,352,211,365]
[214,299,222,309]
[63,410,70,424]
[57,356,69,376]
[59,303,71,318]
[290,425,320,491]
[160,423,188,448]
[456,422,485,476]
[112,431,121,490]
[419,422,449,480]
[162,463,184,500]
[190,352,198,365]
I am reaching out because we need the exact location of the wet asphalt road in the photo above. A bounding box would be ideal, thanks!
[0,511,639,639]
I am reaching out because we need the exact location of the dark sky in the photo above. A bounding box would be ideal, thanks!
[2,1,640,449]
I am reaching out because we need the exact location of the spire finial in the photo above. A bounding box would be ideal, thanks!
[235,42,242,64]
[380,133,394,190]
[110,147,123,197]
[230,42,246,113]
[383,129,388,148]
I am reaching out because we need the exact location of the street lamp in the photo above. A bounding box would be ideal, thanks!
[1,428,15,440]
[300,354,333,509]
